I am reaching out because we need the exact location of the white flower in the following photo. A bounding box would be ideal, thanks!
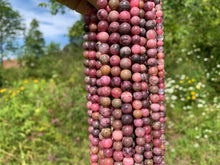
[196,55,200,58]
[217,64,220,68]
[195,135,200,139]
[181,98,185,101]
[197,104,203,108]
[189,87,194,90]
[204,134,208,138]
[194,143,199,148]
[204,58,208,61]
[180,75,186,79]
[202,112,206,116]
[195,127,198,130]
[171,95,177,100]
[170,104,175,108]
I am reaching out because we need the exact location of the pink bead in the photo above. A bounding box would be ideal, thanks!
[88,51,96,60]
[134,119,143,127]
[159,94,165,101]
[132,100,142,110]
[130,0,139,7]
[91,103,99,112]
[113,151,123,161]
[157,40,164,46]
[110,55,120,66]
[130,16,140,26]
[119,11,131,23]
[97,32,109,42]
[132,73,142,82]
[147,39,157,48]
[160,105,166,111]
[159,83,165,88]
[140,46,146,55]
[121,91,133,103]
[157,29,163,35]
[142,108,149,117]
[89,134,93,141]
[158,64,164,71]
[160,117,166,123]
[113,130,123,141]
[140,37,146,46]
[130,7,140,16]
[156,10,163,17]
[146,29,157,39]
[102,138,113,148]
[143,126,151,134]
[131,44,141,54]
[141,82,148,91]
[87,110,93,117]
[87,101,92,109]
[144,134,152,143]
[151,103,160,112]
[123,157,134,165]
[100,76,111,86]
[88,126,93,133]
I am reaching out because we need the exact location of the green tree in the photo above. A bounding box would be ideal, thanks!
[68,17,84,45]
[39,0,65,15]
[45,41,60,55]
[0,0,24,63]
[24,19,45,58]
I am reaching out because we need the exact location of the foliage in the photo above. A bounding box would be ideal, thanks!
[0,0,24,62]
[39,0,66,15]
[68,17,84,45]
[23,19,45,58]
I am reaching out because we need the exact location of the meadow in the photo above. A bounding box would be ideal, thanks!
[0,0,220,164]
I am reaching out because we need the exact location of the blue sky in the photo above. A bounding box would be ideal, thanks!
[8,0,81,48]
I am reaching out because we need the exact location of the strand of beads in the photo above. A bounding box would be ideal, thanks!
[155,1,166,165]
[96,1,114,164]
[83,9,100,165]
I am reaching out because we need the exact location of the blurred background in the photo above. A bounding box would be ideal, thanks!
[0,0,219,164]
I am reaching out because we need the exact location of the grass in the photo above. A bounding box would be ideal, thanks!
[0,46,219,164]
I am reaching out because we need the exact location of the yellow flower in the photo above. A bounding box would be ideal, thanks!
[20,86,24,90]
[180,80,183,83]
[187,96,191,100]
[188,80,192,83]
[34,79,38,83]
[16,90,20,93]
[24,80,28,84]
[9,90,12,93]
[10,92,16,98]
[190,91,195,95]
[192,96,196,100]
[0,88,7,93]
[192,79,195,82]
[186,77,189,80]
[40,127,44,131]
[196,86,201,89]
[5,98,8,101]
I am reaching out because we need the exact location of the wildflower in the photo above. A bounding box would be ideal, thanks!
[194,143,199,148]
[192,79,195,82]
[186,77,189,80]
[171,96,177,100]
[0,88,7,93]
[16,90,20,93]
[190,91,195,95]
[24,80,28,84]
[188,80,192,83]
[5,98,8,101]
[40,127,44,131]
[187,96,191,100]
[34,79,38,83]
[20,87,24,90]
[10,92,16,98]
[196,85,201,89]
[192,95,196,99]
[180,80,183,83]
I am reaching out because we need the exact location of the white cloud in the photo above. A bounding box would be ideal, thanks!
[8,0,81,45]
